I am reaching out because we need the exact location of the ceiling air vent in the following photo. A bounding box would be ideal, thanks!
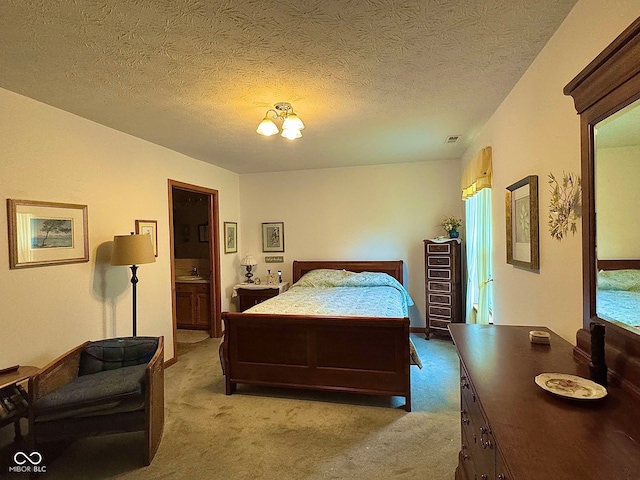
[446,135,461,144]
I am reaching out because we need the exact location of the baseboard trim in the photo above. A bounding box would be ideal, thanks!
[164,357,178,368]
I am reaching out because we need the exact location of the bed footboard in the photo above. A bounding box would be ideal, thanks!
[221,312,412,411]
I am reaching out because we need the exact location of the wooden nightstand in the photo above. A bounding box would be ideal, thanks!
[234,282,289,312]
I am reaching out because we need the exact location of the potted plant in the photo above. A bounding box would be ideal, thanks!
[440,216,462,238]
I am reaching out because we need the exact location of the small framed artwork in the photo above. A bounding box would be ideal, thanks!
[262,222,284,252]
[198,223,209,243]
[7,199,89,269]
[506,175,539,270]
[224,222,237,253]
[135,219,158,257]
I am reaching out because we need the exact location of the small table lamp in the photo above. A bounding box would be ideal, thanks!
[240,254,258,283]
[111,233,156,336]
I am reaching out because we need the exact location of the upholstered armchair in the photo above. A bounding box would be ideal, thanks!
[28,336,164,465]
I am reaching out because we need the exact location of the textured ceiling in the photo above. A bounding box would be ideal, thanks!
[0,0,577,173]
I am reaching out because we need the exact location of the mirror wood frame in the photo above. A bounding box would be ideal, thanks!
[564,16,640,398]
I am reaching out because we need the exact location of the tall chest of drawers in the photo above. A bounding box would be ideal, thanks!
[424,239,462,338]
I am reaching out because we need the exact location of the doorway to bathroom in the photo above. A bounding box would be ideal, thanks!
[168,180,222,359]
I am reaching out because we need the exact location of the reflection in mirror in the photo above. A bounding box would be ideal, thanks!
[594,98,640,333]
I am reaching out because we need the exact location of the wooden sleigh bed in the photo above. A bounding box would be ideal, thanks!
[221,260,413,411]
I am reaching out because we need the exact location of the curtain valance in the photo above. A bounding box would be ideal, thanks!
[461,146,492,200]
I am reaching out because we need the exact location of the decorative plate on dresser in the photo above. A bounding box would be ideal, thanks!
[534,373,607,400]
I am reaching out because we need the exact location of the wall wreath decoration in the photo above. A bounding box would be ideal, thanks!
[548,172,581,241]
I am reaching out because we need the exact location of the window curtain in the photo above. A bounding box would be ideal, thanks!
[462,147,493,324]
[461,146,492,200]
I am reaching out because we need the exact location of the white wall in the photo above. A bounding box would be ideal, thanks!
[239,160,462,327]
[596,146,640,259]
[0,87,240,367]
[461,0,640,342]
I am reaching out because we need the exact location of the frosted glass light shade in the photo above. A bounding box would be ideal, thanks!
[281,128,302,140]
[282,113,305,131]
[111,234,156,266]
[256,117,279,136]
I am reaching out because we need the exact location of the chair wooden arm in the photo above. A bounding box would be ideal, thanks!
[145,336,164,465]
[29,341,89,403]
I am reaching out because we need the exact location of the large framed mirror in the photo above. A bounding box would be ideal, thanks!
[565,17,640,397]
[594,99,640,331]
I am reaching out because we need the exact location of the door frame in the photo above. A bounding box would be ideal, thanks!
[168,180,222,360]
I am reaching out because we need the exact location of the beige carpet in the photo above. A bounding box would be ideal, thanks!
[176,329,210,344]
[0,335,461,480]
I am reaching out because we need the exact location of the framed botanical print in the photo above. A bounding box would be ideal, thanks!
[135,219,158,257]
[262,222,284,252]
[506,175,539,270]
[7,199,89,269]
[224,222,237,253]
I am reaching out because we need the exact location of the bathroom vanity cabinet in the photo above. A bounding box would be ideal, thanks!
[176,282,210,329]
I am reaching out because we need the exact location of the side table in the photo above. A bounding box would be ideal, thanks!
[233,282,290,312]
[0,365,39,442]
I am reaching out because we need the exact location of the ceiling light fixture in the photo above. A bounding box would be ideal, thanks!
[256,102,305,140]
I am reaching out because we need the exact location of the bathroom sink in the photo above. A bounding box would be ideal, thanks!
[176,275,207,282]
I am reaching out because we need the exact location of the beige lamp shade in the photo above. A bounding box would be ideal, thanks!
[240,254,257,266]
[111,234,156,266]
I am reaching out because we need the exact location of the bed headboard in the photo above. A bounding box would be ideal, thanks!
[597,259,640,270]
[292,260,404,284]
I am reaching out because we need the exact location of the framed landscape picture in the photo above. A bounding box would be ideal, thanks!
[505,175,539,271]
[7,199,89,269]
[224,222,237,253]
[262,222,284,252]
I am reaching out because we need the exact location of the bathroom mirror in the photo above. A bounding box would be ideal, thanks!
[565,16,640,393]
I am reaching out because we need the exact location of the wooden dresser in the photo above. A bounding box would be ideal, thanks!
[424,239,462,337]
[449,324,640,480]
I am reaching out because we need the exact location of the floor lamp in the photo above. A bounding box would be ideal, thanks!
[111,233,156,337]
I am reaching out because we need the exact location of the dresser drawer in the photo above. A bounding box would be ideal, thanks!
[426,243,450,254]
[237,288,281,312]
[429,318,451,330]
[496,449,511,480]
[460,376,479,422]
[428,256,451,267]
[429,305,451,318]
[428,281,451,292]
[459,419,476,476]
[427,269,451,280]
[460,366,496,479]
[429,293,451,305]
